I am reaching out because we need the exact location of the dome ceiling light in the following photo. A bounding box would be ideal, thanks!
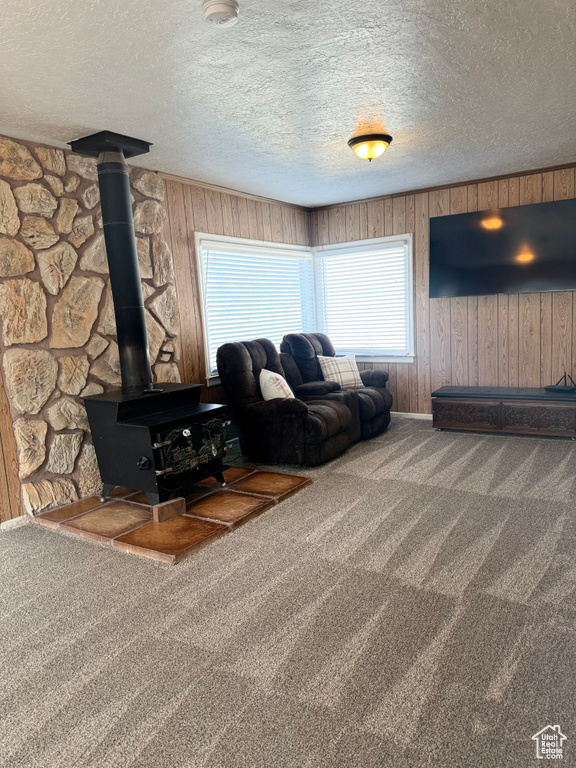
[348,133,393,161]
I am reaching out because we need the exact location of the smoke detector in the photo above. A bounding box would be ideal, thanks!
[202,0,239,27]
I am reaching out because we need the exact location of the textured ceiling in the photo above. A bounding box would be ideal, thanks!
[0,0,575,206]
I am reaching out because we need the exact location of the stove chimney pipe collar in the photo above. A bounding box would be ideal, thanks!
[68,131,152,159]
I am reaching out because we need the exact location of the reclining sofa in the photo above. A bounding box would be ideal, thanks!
[216,334,392,466]
[280,333,393,440]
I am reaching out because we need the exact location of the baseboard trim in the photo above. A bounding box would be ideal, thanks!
[1,515,30,532]
[392,411,433,420]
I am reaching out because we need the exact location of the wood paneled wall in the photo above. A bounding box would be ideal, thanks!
[0,367,22,523]
[163,165,576,416]
[311,166,576,414]
[162,176,310,402]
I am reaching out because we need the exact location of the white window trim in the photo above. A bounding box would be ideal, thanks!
[195,233,312,384]
[196,232,415,385]
[313,233,415,363]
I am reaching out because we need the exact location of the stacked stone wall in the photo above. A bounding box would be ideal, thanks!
[0,135,180,515]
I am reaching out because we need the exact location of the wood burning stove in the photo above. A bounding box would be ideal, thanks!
[85,383,229,506]
[70,131,228,505]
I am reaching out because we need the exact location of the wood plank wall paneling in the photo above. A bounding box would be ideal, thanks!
[311,164,576,413]
[163,165,576,416]
[163,179,310,403]
[0,367,22,522]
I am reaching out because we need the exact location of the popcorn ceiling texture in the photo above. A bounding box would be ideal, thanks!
[0,1,574,206]
[0,134,181,515]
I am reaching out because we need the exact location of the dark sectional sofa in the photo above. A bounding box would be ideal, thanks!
[216,333,393,466]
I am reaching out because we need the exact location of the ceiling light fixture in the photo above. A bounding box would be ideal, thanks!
[348,133,393,161]
[202,0,239,26]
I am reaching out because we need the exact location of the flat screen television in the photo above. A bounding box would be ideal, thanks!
[429,197,576,298]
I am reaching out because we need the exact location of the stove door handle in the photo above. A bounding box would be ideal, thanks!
[155,467,174,476]
[153,440,171,449]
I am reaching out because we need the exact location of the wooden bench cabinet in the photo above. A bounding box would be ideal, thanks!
[431,386,576,438]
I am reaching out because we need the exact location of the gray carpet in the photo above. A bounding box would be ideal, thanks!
[1,416,575,767]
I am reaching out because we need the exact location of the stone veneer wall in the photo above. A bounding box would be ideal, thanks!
[0,134,181,516]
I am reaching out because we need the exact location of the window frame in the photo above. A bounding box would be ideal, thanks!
[313,234,415,364]
[196,231,415,385]
[195,232,313,383]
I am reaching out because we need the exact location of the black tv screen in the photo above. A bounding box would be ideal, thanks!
[429,197,576,298]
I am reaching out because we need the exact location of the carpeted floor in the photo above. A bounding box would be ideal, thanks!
[1,416,575,767]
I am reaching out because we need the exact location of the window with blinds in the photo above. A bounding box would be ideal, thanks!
[314,237,413,357]
[197,233,413,377]
[199,239,314,374]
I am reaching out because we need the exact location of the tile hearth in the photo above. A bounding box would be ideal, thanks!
[35,467,311,564]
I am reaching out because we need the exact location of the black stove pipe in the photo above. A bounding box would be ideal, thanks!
[96,150,154,393]
[69,131,157,394]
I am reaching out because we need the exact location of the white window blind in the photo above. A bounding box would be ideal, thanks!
[197,233,413,379]
[314,238,413,357]
[199,240,314,374]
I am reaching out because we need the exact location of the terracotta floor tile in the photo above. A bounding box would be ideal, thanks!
[186,490,274,528]
[231,471,311,501]
[197,466,256,488]
[184,487,214,508]
[60,502,152,542]
[35,497,104,528]
[108,486,138,498]
[124,491,151,505]
[35,470,311,564]
[126,489,215,507]
[114,516,227,563]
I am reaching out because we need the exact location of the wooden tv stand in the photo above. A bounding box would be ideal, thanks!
[431,386,576,438]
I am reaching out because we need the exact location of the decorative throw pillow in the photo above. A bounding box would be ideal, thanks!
[259,369,295,400]
[317,354,364,389]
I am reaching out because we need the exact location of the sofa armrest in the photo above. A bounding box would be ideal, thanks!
[245,398,308,421]
[360,369,389,387]
[294,381,341,397]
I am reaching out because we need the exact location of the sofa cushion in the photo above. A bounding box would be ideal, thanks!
[217,338,285,410]
[280,333,335,382]
[357,387,392,421]
[304,400,352,443]
[293,381,341,397]
[260,369,294,400]
[279,351,304,389]
[318,354,364,389]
